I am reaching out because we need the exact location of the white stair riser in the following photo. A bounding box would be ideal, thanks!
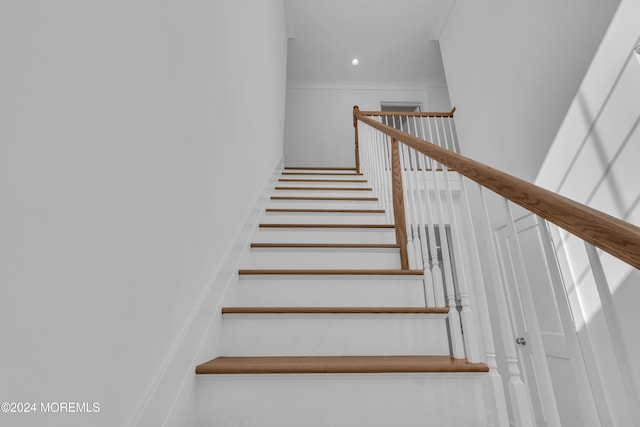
[263,211,387,224]
[196,373,487,427]
[221,314,449,356]
[269,199,381,210]
[283,169,357,174]
[276,181,371,188]
[273,189,374,197]
[241,248,401,269]
[281,173,363,179]
[232,275,427,306]
[252,228,396,244]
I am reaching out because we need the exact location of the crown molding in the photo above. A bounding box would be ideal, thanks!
[286,79,447,91]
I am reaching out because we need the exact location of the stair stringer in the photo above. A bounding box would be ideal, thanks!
[129,158,284,427]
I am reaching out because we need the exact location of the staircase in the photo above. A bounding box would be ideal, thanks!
[195,167,489,427]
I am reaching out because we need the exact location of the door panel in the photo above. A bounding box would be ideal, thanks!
[515,217,586,427]
[495,226,546,426]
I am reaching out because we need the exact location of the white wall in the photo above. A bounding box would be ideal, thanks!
[535,0,640,424]
[284,81,451,167]
[439,0,620,181]
[0,1,287,426]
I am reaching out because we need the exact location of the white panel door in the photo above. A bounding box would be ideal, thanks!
[495,212,562,427]
[513,215,590,427]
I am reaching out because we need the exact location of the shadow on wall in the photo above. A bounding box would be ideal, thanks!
[576,94,640,215]
[554,41,640,217]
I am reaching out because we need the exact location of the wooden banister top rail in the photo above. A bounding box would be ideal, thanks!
[353,106,640,270]
[359,107,456,117]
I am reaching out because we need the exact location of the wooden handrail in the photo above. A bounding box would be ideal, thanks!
[358,107,456,117]
[354,107,640,270]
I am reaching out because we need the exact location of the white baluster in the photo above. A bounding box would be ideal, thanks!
[419,117,446,308]
[365,124,381,206]
[421,116,434,169]
[400,143,423,271]
[416,120,465,359]
[374,126,387,217]
[382,133,394,223]
[438,116,481,363]
[539,221,603,427]
[366,123,383,219]
[584,243,640,425]
[359,122,370,181]
[384,132,391,222]
[457,177,510,425]
[410,117,435,307]
[409,148,426,275]
[377,126,393,223]
[447,116,461,153]
[424,116,464,359]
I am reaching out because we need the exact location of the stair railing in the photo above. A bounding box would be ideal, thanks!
[353,105,640,427]
[353,106,640,268]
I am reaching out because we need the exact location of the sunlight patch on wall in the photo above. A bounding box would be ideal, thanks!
[560,233,603,326]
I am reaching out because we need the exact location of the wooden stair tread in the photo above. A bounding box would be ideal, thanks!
[196,355,489,374]
[285,167,357,171]
[275,186,372,191]
[278,179,368,183]
[271,196,378,201]
[222,307,449,314]
[238,269,423,275]
[250,243,399,249]
[282,172,363,176]
[259,223,394,229]
[265,208,385,214]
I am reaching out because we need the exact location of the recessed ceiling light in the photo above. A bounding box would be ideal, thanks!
[351,58,359,66]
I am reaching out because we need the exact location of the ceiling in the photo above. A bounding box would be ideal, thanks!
[284,0,455,84]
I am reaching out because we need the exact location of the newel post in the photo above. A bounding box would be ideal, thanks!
[390,138,409,270]
[353,105,360,173]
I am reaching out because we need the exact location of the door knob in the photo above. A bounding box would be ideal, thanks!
[516,337,526,346]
